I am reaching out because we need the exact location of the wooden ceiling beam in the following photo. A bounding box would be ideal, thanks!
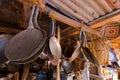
[47,9,102,37]
[90,13,120,28]
[0,26,22,34]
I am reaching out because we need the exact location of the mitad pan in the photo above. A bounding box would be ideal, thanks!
[5,5,47,62]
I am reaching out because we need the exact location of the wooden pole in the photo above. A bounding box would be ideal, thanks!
[14,72,20,80]
[48,10,102,37]
[56,60,60,80]
[21,64,30,80]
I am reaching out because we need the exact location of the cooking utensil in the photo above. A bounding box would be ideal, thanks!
[11,43,46,64]
[69,41,82,63]
[61,59,73,74]
[5,5,47,62]
[79,29,99,65]
[49,19,62,59]
[0,34,13,64]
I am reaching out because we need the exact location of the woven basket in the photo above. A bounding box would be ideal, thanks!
[100,22,120,40]
[88,38,109,64]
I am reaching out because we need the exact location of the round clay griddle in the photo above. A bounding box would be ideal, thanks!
[0,34,13,64]
[12,43,46,64]
[5,28,45,61]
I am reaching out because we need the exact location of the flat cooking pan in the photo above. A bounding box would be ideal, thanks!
[5,5,47,61]
[0,34,13,64]
[49,19,62,59]
[12,43,46,64]
[18,5,47,62]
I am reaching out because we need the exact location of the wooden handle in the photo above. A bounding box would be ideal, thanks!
[69,41,81,62]
[21,64,30,80]
[14,72,20,80]
[56,59,60,80]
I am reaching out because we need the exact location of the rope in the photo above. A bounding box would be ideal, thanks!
[50,11,56,20]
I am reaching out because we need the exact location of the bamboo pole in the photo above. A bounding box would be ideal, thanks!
[21,64,30,80]
[56,60,60,80]
[14,72,20,80]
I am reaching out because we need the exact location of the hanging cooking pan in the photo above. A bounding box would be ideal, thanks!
[5,5,47,62]
[48,19,62,59]
[10,5,47,64]
[43,22,59,66]
[0,34,13,64]
[80,29,99,65]
[12,44,46,64]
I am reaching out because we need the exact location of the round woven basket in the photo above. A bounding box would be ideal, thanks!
[100,22,120,40]
[88,38,109,64]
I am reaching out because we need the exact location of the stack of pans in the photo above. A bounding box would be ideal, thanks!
[5,5,47,64]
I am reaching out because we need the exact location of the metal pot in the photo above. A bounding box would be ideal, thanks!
[61,59,73,74]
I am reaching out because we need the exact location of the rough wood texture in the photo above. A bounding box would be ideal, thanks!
[0,26,22,34]
[0,0,22,25]
[19,4,31,28]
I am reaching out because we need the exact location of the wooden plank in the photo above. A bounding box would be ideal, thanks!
[0,26,22,34]
[90,13,120,28]
[19,4,31,28]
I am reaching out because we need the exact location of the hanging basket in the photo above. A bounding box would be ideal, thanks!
[100,22,120,40]
[88,38,109,64]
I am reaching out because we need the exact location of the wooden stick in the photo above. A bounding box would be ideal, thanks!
[56,60,60,80]
[21,64,30,80]
[14,72,20,80]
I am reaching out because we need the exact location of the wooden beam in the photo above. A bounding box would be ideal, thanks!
[61,27,72,33]
[19,3,31,28]
[90,13,120,28]
[48,10,102,37]
[0,26,22,34]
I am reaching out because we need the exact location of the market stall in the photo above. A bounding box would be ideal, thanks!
[0,0,120,80]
